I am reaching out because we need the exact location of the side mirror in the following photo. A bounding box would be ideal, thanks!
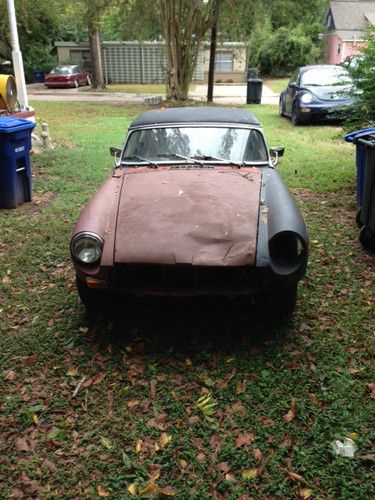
[110,146,122,167]
[289,82,298,89]
[270,146,285,166]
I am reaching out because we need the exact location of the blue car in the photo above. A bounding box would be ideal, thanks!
[279,65,355,125]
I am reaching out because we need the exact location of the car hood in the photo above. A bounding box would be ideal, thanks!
[114,168,261,266]
[302,84,354,102]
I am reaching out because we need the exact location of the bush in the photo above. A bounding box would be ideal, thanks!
[346,29,375,128]
[257,25,320,76]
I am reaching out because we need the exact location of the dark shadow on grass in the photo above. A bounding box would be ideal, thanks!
[81,295,295,358]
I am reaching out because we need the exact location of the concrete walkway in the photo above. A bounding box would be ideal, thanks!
[27,83,280,106]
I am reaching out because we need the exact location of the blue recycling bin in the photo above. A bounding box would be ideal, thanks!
[344,128,375,205]
[0,116,36,209]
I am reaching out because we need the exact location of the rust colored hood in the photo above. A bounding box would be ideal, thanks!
[114,168,261,266]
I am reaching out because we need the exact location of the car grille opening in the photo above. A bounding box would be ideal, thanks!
[111,264,256,292]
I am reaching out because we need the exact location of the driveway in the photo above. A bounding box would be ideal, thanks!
[27,83,280,106]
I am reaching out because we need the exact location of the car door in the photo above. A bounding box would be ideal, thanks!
[76,66,85,85]
[284,69,300,116]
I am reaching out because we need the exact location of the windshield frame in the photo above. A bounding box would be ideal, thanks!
[120,123,271,167]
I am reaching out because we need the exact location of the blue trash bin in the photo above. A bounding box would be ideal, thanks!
[344,128,375,205]
[33,71,45,83]
[0,116,36,209]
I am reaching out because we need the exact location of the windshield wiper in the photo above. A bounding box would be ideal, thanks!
[157,153,205,167]
[195,155,244,168]
[122,155,158,168]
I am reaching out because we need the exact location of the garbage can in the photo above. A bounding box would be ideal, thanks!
[246,78,263,104]
[356,135,375,251]
[0,116,36,209]
[344,128,375,205]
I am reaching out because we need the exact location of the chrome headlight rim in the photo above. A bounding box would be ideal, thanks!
[300,92,314,104]
[70,232,104,266]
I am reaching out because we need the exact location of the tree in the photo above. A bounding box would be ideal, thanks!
[158,0,214,101]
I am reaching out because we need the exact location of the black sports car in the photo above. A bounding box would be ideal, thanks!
[279,65,355,125]
[71,107,308,315]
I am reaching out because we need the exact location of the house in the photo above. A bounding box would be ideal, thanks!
[324,0,375,64]
[54,41,247,84]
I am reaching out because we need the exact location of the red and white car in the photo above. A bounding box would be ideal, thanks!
[44,65,91,88]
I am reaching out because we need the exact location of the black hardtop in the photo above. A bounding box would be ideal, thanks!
[129,107,262,128]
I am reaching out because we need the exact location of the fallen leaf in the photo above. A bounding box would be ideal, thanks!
[217,462,230,473]
[185,358,192,366]
[197,452,206,463]
[180,459,188,469]
[92,373,105,385]
[135,439,143,453]
[158,486,176,496]
[235,379,247,394]
[10,488,24,499]
[159,433,172,449]
[140,483,159,495]
[299,488,313,499]
[100,436,113,449]
[150,379,157,398]
[188,415,200,425]
[236,432,255,448]
[41,460,57,473]
[79,327,89,334]
[225,473,236,482]
[253,448,263,461]
[97,485,110,497]
[241,468,258,480]
[283,398,297,423]
[2,275,11,284]
[6,370,15,381]
[139,401,152,414]
[307,393,320,406]
[15,437,29,452]
[66,367,78,377]
[127,399,139,409]
[287,471,305,483]
[148,464,161,481]
[127,484,137,496]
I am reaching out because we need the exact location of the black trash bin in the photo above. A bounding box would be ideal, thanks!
[0,116,36,209]
[356,135,375,251]
[246,78,263,104]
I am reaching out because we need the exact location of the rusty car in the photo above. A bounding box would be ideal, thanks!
[70,107,308,314]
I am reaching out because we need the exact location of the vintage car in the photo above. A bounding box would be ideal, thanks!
[279,65,355,125]
[70,107,308,314]
[44,65,91,88]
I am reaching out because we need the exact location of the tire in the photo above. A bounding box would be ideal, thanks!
[264,284,298,316]
[86,75,91,86]
[291,103,306,126]
[76,276,109,311]
[359,226,375,252]
[279,96,285,117]
[74,79,79,88]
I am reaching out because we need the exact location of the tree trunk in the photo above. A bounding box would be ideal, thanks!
[88,12,105,91]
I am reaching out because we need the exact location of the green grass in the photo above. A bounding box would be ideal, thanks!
[0,101,374,498]
[78,84,195,94]
[263,78,289,94]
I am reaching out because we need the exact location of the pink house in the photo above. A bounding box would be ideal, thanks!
[324,0,375,64]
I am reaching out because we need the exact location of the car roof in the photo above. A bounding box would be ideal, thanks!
[298,64,347,73]
[129,107,261,128]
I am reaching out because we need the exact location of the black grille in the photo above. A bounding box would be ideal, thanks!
[111,264,256,292]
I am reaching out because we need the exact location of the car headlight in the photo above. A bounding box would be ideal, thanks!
[300,92,313,104]
[70,232,104,265]
[269,232,306,271]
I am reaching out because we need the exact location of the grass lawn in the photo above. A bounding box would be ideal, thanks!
[263,78,289,95]
[79,84,195,94]
[0,102,374,498]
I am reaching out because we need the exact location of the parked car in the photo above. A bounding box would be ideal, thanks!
[70,107,308,315]
[279,65,355,125]
[44,65,91,88]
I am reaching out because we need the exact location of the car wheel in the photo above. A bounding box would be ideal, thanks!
[264,284,298,316]
[86,76,91,86]
[76,276,109,311]
[359,226,375,252]
[74,79,79,88]
[291,103,306,126]
[279,96,285,117]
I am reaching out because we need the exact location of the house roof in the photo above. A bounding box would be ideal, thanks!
[327,1,375,37]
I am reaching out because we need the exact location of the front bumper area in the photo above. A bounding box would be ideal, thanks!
[297,101,354,121]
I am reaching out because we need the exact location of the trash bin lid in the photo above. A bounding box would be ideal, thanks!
[0,116,36,134]
[344,128,375,143]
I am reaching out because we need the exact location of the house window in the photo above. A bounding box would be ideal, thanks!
[215,51,233,72]
[337,43,341,55]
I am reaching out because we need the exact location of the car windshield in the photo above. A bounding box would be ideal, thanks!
[301,67,351,86]
[123,126,268,164]
[50,67,74,75]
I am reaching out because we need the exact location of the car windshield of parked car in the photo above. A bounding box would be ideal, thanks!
[49,67,74,76]
[301,68,351,86]
[123,127,268,164]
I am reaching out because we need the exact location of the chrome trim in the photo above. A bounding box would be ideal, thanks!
[70,232,104,264]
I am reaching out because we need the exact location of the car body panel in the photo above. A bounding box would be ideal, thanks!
[114,167,261,267]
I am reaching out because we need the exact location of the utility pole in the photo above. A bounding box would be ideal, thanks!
[6,0,29,110]
[207,0,219,103]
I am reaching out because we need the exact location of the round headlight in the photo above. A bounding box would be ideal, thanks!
[300,92,313,104]
[70,232,103,265]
